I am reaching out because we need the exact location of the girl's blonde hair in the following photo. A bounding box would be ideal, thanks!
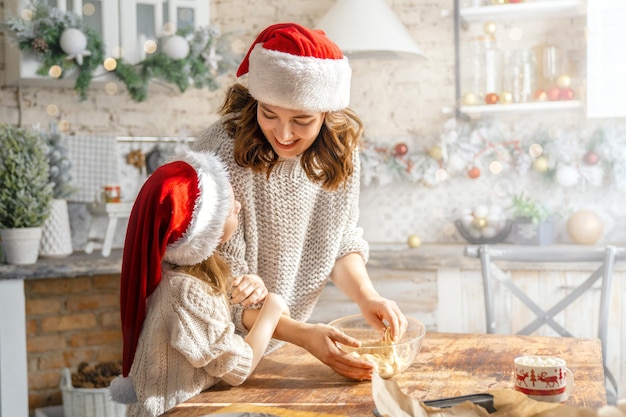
[220,84,364,191]
[172,253,231,296]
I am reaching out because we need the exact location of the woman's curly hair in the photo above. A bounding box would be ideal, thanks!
[219,84,363,191]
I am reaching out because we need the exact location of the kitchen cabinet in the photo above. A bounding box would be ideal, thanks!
[453,0,587,117]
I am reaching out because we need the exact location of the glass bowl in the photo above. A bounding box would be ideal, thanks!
[328,314,426,378]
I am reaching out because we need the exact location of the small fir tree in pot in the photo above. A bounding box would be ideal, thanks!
[0,124,53,264]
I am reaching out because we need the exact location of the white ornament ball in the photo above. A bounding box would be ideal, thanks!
[60,28,88,55]
[566,210,604,245]
[556,165,579,187]
[473,205,488,218]
[447,154,466,172]
[163,35,190,60]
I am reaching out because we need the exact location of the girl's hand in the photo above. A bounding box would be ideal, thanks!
[230,274,267,306]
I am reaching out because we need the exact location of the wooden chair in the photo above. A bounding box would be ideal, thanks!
[464,244,620,400]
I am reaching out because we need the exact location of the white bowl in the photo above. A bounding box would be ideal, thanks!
[328,314,426,378]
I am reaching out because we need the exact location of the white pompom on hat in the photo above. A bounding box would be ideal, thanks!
[236,22,351,112]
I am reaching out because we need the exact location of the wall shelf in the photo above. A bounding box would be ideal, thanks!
[459,0,586,23]
[460,99,584,115]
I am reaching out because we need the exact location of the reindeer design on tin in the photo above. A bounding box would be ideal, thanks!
[537,371,559,387]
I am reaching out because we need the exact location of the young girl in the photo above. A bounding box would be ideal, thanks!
[192,22,407,381]
[110,150,288,417]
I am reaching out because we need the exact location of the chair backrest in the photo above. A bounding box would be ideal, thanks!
[465,244,623,399]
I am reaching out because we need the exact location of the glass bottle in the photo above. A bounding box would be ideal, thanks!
[461,35,503,105]
[510,49,536,103]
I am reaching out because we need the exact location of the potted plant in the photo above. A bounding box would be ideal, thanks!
[506,192,555,245]
[39,124,76,258]
[0,123,53,264]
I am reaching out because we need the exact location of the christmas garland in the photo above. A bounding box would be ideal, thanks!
[2,0,239,102]
[2,0,104,100]
[360,118,626,191]
[111,26,240,102]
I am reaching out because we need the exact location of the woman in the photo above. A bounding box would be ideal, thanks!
[193,22,407,380]
[111,150,288,416]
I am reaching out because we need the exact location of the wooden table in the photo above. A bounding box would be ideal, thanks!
[159,332,607,417]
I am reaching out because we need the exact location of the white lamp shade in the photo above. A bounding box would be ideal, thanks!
[316,0,424,59]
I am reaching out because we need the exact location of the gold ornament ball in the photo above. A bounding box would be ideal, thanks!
[407,234,422,248]
[500,91,513,104]
[557,74,572,88]
[472,217,488,230]
[483,21,497,34]
[532,155,549,173]
[566,210,604,245]
[429,145,443,161]
[462,92,478,106]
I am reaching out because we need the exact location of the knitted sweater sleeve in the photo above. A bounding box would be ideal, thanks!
[169,274,253,387]
[337,150,369,263]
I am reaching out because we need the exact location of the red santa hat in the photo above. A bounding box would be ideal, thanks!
[236,22,351,112]
[118,149,230,379]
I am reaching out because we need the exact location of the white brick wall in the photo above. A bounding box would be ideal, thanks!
[2,1,624,245]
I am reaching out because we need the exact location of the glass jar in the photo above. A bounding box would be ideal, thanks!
[509,49,536,103]
[461,35,503,105]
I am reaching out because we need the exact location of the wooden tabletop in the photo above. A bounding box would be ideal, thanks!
[159,332,607,417]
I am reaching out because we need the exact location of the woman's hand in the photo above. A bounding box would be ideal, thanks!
[230,274,268,306]
[301,323,374,381]
[357,296,408,342]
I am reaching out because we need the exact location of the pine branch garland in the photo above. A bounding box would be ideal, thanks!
[2,1,240,102]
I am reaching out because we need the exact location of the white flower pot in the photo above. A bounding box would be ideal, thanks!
[0,227,42,265]
[39,199,73,258]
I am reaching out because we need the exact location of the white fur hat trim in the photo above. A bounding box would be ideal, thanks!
[247,44,351,112]
[163,151,231,266]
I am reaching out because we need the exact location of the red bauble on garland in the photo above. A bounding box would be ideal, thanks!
[468,166,481,179]
[583,150,600,166]
[394,142,408,157]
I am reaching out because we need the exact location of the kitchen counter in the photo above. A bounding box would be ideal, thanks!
[3,243,626,281]
[0,249,124,280]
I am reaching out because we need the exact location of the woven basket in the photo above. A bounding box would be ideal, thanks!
[61,368,126,417]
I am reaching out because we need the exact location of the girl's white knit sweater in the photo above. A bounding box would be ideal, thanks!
[127,266,253,417]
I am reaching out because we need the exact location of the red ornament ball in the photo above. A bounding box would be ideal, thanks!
[534,89,548,102]
[394,143,408,157]
[547,86,561,101]
[485,93,499,105]
[559,87,575,100]
[468,166,481,179]
[583,150,600,166]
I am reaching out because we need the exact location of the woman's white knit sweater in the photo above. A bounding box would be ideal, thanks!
[127,266,253,417]
[193,119,369,337]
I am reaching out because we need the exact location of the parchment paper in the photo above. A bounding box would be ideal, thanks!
[372,372,599,417]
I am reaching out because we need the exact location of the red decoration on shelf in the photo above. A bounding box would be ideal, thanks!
[485,93,499,105]
[468,166,481,179]
[547,86,561,101]
[583,151,600,166]
[534,89,548,102]
[394,142,408,157]
[559,87,575,100]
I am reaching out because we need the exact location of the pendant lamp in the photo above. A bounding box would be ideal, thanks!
[316,0,424,59]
